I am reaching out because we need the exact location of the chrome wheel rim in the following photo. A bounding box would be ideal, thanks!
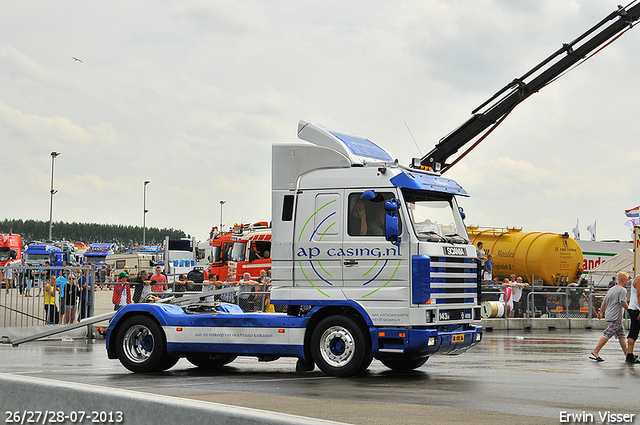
[122,324,154,364]
[319,325,355,367]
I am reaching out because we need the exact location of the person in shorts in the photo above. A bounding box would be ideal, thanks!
[483,254,493,285]
[590,271,630,362]
[64,274,80,324]
[625,273,640,363]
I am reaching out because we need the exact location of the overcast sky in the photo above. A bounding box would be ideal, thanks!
[1,1,639,243]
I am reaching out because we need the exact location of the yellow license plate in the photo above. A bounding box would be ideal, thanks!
[452,334,464,343]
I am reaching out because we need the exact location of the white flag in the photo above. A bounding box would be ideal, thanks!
[572,219,580,240]
[586,220,596,241]
[624,218,638,239]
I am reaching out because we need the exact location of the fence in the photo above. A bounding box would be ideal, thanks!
[1,265,96,330]
[166,280,281,312]
[7,266,624,337]
[480,284,629,321]
[1,265,280,338]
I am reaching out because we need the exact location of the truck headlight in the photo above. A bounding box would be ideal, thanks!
[425,310,433,323]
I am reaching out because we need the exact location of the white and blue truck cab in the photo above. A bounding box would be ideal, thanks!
[106,120,482,377]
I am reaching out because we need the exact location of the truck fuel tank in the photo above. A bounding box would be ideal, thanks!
[468,227,583,286]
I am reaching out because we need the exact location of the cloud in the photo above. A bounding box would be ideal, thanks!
[0,44,69,88]
[0,1,638,243]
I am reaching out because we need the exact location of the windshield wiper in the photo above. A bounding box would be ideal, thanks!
[445,233,469,244]
[417,230,447,242]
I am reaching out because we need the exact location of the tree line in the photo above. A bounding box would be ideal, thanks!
[0,218,187,250]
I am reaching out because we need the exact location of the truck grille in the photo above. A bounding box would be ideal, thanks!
[429,256,478,307]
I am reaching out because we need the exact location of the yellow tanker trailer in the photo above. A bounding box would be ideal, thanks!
[468,227,583,286]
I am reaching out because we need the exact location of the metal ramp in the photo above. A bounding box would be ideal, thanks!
[7,311,116,346]
[4,287,237,347]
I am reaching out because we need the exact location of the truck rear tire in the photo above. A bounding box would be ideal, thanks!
[380,356,428,372]
[310,315,372,377]
[186,354,237,369]
[115,315,178,373]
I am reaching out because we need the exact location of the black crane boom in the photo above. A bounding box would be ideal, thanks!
[421,3,640,173]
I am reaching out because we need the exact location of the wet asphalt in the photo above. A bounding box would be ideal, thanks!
[1,328,639,425]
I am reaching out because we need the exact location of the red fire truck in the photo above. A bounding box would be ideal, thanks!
[227,222,271,280]
[0,233,22,266]
[1,233,22,287]
[205,227,235,281]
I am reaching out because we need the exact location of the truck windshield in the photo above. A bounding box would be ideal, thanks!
[0,250,10,262]
[401,189,469,244]
[211,246,220,263]
[230,242,246,262]
[24,253,51,263]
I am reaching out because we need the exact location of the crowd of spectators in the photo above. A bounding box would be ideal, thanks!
[2,260,275,325]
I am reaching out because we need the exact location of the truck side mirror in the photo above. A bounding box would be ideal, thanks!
[384,199,399,213]
[384,199,401,246]
[385,214,400,246]
[459,206,466,220]
[361,190,377,200]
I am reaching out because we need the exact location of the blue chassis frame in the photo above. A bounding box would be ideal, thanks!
[106,301,482,361]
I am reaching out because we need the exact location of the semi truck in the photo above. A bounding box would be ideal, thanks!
[205,222,272,281]
[106,122,483,376]
[227,223,271,281]
[1,233,22,288]
[23,243,67,267]
[83,243,116,265]
[105,3,640,376]
[0,233,22,267]
[204,230,233,281]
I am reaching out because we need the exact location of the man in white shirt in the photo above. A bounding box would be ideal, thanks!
[4,266,13,293]
[511,276,529,318]
[238,272,255,312]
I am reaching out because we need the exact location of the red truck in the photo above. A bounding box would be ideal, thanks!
[1,233,22,287]
[227,223,271,280]
[205,228,235,281]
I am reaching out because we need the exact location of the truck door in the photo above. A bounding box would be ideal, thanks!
[293,191,343,299]
[53,252,65,267]
[342,191,409,301]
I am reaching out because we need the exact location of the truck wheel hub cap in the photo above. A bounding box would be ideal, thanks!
[122,325,154,363]
[320,326,355,367]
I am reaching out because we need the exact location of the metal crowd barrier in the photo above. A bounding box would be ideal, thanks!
[481,283,632,326]
[1,265,95,330]
[1,265,279,341]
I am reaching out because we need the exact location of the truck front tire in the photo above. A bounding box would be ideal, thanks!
[310,315,372,377]
[114,315,178,373]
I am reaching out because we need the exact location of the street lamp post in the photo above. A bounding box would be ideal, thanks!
[48,152,60,241]
[143,181,150,246]
[220,200,226,231]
